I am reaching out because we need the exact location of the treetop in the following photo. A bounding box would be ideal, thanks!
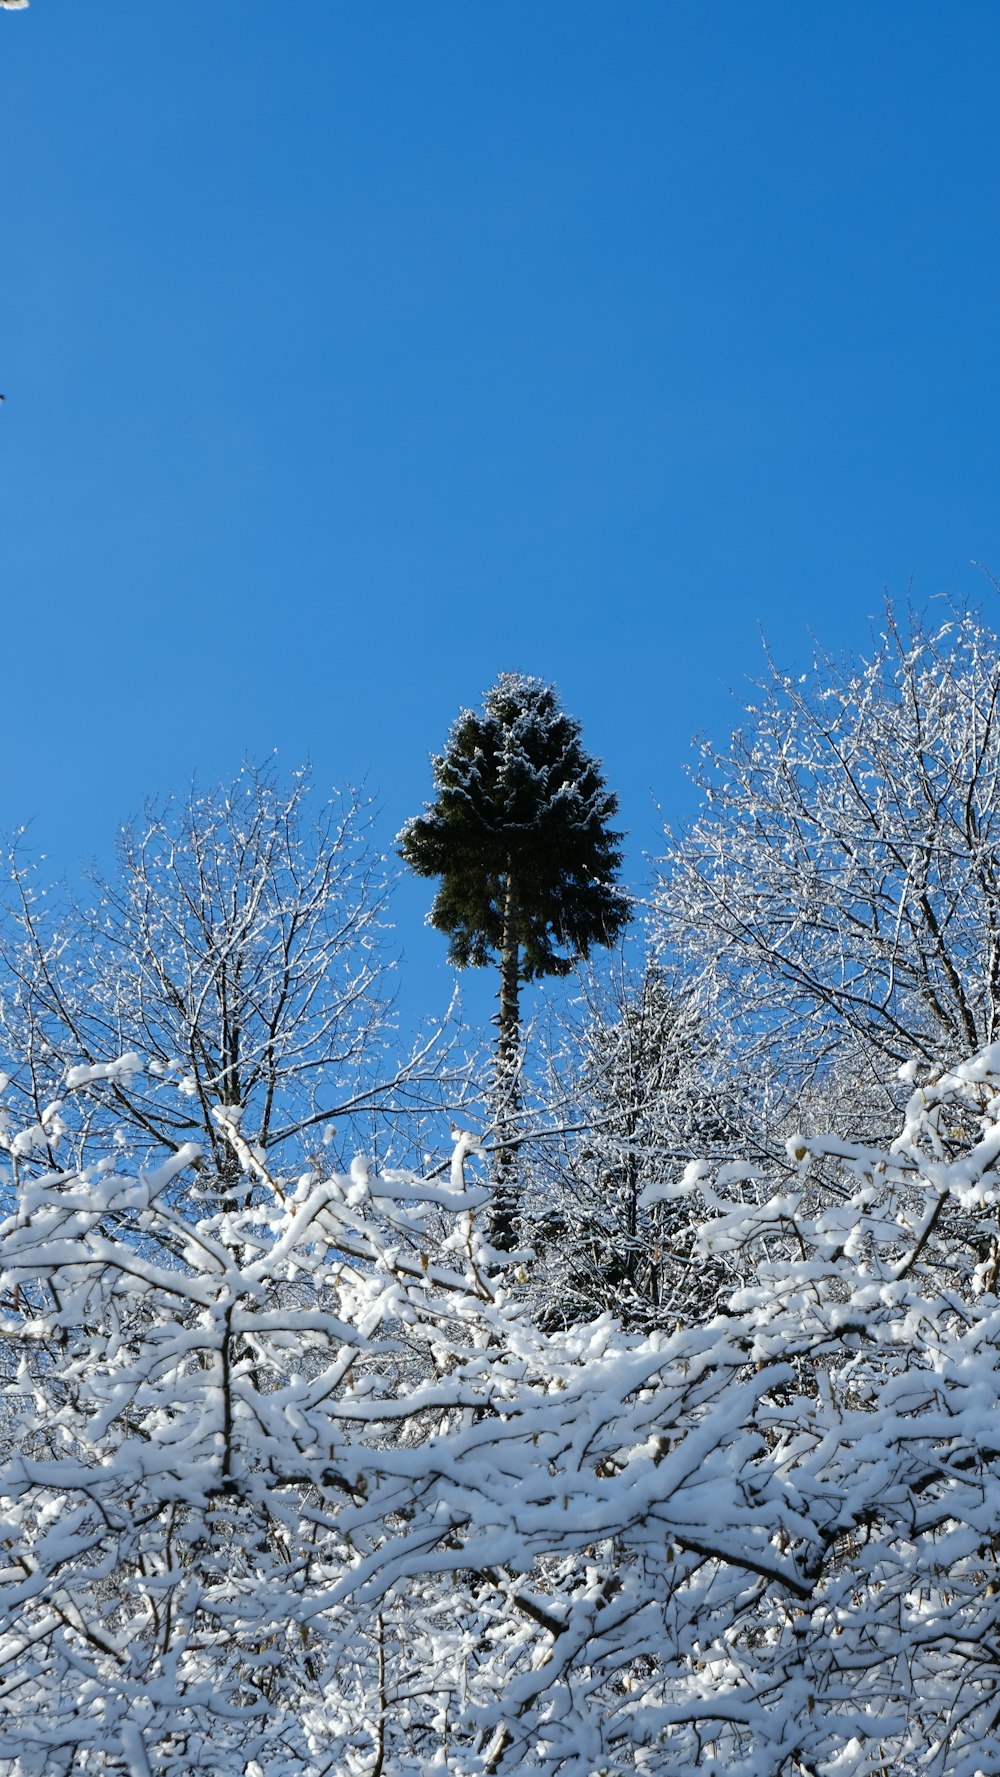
[399,671,629,982]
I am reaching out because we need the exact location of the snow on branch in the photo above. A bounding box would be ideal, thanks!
[4,1049,1000,1771]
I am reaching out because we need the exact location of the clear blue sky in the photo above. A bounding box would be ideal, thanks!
[4,3,1000,1030]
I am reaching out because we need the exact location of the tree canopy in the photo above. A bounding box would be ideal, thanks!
[658,605,1000,1130]
[12,621,1000,1773]
[7,1030,1000,1773]
[399,672,629,1041]
[0,764,457,1192]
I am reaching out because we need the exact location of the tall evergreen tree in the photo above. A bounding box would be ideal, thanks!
[399,673,629,1242]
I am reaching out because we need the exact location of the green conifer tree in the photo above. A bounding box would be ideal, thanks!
[399,673,630,1245]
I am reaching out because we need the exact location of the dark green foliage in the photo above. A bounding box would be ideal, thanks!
[401,673,629,1248]
[399,673,630,985]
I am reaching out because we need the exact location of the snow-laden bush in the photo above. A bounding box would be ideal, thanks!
[5,1049,1000,1773]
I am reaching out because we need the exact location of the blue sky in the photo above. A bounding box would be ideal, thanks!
[4,2,1000,1032]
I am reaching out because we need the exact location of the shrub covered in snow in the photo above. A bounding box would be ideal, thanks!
[4,1047,1000,1773]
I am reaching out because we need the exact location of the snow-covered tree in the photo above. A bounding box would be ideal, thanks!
[0,764,455,1196]
[522,954,746,1330]
[400,674,629,1245]
[658,604,1000,1137]
[7,1026,1000,1772]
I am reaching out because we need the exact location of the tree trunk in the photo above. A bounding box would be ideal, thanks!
[491,865,521,1251]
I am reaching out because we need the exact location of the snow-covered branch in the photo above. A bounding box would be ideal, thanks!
[3,1042,1000,1770]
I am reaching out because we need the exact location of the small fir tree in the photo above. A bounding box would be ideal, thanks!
[399,672,629,1243]
[525,958,744,1331]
